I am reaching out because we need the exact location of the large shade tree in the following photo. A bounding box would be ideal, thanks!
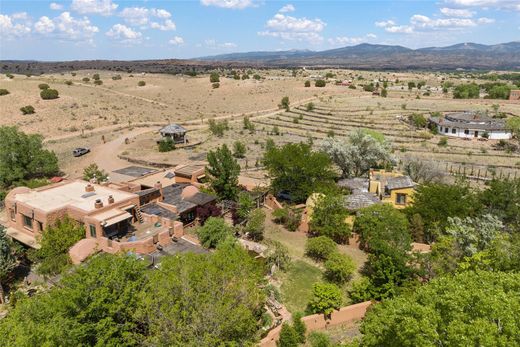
[321,129,393,178]
[359,271,520,347]
[0,126,59,188]
[263,142,336,203]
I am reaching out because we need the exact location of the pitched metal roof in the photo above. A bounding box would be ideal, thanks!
[159,124,187,134]
[140,203,178,220]
[337,178,369,192]
[385,176,415,190]
[343,192,381,211]
[430,112,508,131]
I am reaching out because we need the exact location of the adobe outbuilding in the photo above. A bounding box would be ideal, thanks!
[429,111,511,140]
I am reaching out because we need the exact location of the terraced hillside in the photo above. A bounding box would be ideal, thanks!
[252,95,520,180]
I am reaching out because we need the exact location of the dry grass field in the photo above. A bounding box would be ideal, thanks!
[1,69,519,180]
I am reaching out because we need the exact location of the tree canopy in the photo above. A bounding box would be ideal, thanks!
[309,194,352,243]
[0,126,59,188]
[359,271,520,347]
[196,217,233,248]
[321,129,393,178]
[206,144,241,201]
[263,142,336,203]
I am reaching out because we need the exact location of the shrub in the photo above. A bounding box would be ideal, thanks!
[277,323,299,347]
[83,163,108,182]
[348,84,356,89]
[6,73,14,79]
[292,312,306,344]
[315,79,326,87]
[20,105,35,115]
[304,80,311,87]
[453,83,479,99]
[308,332,334,347]
[308,282,342,316]
[208,119,229,137]
[212,82,220,89]
[0,89,9,96]
[437,136,448,147]
[232,141,246,158]
[306,102,315,111]
[196,217,233,248]
[279,96,290,110]
[40,88,59,100]
[82,77,90,83]
[38,83,50,90]
[112,75,122,80]
[253,74,261,80]
[93,73,100,81]
[324,253,356,284]
[244,209,266,241]
[94,80,103,85]
[408,113,427,128]
[65,80,73,86]
[210,72,220,83]
[137,81,146,87]
[363,84,375,92]
[158,138,175,152]
[305,236,337,261]
[381,89,388,97]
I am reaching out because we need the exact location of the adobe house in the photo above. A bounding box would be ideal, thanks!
[159,124,188,144]
[429,111,511,140]
[368,170,415,209]
[510,90,520,101]
[4,179,216,255]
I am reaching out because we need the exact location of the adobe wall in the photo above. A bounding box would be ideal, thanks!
[259,301,372,347]
[264,194,283,210]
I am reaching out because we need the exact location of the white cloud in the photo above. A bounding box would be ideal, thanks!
[119,7,174,30]
[204,39,237,49]
[0,13,31,38]
[50,2,64,10]
[11,12,29,20]
[150,19,176,31]
[106,23,142,43]
[169,36,184,45]
[279,4,295,13]
[34,12,99,41]
[376,11,495,34]
[200,0,256,10]
[259,13,326,43]
[445,0,520,11]
[328,33,377,46]
[71,0,118,16]
[440,7,475,18]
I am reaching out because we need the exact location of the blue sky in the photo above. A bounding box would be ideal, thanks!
[1,0,519,60]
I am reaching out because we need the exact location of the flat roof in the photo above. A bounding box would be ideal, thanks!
[130,169,178,188]
[14,180,137,213]
[113,166,158,178]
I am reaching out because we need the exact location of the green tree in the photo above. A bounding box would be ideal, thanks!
[40,88,59,99]
[315,80,326,87]
[453,83,480,99]
[244,208,266,241]
[263,142,336,203]
[0,226,17,304]
[305,236,337,261]
[324,253,356,284]
[506,117,520,147]
[210,72,220,83]
[206,144,241,200]
[158,138,175,152]
[292,312,307,344]
[38,83,49,90]
[309,194,352,243]
[31,217,85,276]
[405,181,481,242]
[407,81,415,90]
[380,88,388,97]
[306,102,315,111]
[264,239,291,271]
[0,254,148,346]
[304,80,311,87]
[354,204,411,255]
[233,140,247,158]
[359,271,520,347]
[82,163,108,182]
[0,126,59,188]
[308,282,342,316]
[137,80,146,86]
[308,332,334,347]
[236,191,255,220]
[277,322,299,347]
[0,89,9,96]
[140,242,265,346]
[321,129,393,178]
[479,178,520,228]
[196,217,233,248]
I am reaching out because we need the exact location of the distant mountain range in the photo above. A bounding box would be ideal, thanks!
[196,41,520,70]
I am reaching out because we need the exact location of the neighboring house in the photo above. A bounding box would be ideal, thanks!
[429,111,511,140]
[510,90,520,101]
[369,170,415,209]
[159,124,188,144]
[4,178,216,255]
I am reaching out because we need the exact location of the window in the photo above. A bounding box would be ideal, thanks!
[37,221,43,231]
[89,224,97,238]
[452,128,456,134]
[22,215,33,229]
[444,127,449,133]
[464,129,469,135]
[10,209,15,221]
[396,193,407,205]
[474,131,479,137]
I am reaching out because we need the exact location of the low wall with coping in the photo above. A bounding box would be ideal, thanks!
[264,194,283,210]
[259,301,372,347]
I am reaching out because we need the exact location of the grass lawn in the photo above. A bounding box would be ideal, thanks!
[279,259,323,314]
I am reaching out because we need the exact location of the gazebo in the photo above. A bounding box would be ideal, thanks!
[159,124,187,144]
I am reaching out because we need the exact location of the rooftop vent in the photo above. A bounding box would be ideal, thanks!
[85,184,95,192]
[108,195,115,204]
[94,199,103,209]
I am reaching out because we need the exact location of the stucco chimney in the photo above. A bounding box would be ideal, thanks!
[94,199,103,209]
[85,184,95,192]
[108,195,115,204]
[154,181,164,202]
